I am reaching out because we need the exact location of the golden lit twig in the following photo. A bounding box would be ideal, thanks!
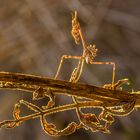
[0,71,139,105]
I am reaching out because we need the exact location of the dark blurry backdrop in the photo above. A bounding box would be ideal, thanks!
[0,0,140,140]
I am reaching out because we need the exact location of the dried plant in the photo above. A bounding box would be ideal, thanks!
[0,11,139,137]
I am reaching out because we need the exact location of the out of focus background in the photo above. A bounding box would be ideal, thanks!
[0,0,140,140]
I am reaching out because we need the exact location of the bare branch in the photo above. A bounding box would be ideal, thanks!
[0,72,139,107]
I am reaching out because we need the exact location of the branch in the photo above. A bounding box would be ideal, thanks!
[0,72,139,108]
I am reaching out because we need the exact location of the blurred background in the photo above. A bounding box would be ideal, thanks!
[0,0,140,140]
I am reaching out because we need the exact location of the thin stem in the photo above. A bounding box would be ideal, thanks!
[0,72,137,103]
[9,101,105,124]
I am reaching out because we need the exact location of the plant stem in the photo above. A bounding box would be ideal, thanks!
[11,101,104,124]
[0,72,139,107]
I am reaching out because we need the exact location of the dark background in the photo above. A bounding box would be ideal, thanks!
[0,0,140,140]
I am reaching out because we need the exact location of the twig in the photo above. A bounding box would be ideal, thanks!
[0,72,139,107]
